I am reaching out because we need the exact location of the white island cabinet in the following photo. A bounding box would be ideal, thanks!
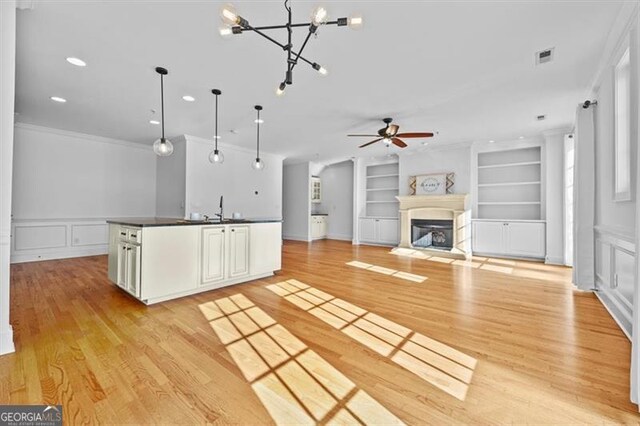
[107,219,282,304]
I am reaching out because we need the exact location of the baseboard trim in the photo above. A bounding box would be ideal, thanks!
[595,291,631,341]
[326,234,352,241]
[283,235,311,242]
[545,256,566,265]
[11,245,108,264]
[0,326,15,356]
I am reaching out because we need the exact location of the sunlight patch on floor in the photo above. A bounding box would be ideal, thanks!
[266,280,477,401]
[345,261,427,283]
[198,295,404,425]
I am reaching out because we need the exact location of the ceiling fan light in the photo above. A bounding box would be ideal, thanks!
[310,5,328,26]
[276,82,286,97]
[383,138,392,146]
[220,3,240,25]
[348,14,363,29]
[153,138,174,156]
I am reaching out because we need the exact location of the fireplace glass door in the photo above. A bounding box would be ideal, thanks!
[411,219,454,250]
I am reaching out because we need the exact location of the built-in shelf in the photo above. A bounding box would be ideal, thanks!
[365,163,399,218]
[476,146,543,220]
[367,173,400,179]
[478,181,541,188]
[477,160,541,169]
[478,201,541,205]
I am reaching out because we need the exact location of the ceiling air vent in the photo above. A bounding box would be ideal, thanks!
[536,114,546,121]
[535,48,554,65]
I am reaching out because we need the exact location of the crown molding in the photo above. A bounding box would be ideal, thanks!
[14,122,153,152]
[183,133,285,160]
[542,127,573,138]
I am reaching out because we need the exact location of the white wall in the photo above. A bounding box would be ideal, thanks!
[156,136,186,217]
[398,145,471,196]
[0,0,16,355]
[10,124,157,263]
[319,161,354,240]
[283,162,310,240]
[184,135,283,220]
[12,124,157,219]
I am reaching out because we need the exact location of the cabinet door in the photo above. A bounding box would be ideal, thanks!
[127,245,141,298]
[377,219,398,244]
[229,226,249,278]
[310,217,319,239]
[117,242,128,289]
[107,225,121,283]
[250,223,282,275]
[359,218,377,242]
[201,227,226,284]
[320,217,328,238]
[472,221,505,254]
[504,222,545,258]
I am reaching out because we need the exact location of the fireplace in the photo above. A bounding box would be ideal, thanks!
[411,219,454,250]
[396,194,471,259]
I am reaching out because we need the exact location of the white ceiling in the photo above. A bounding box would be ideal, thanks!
[15,1,624,163]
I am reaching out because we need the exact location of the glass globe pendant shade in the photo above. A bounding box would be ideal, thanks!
[209,149,225,164]
[153,138,174,156]
[251,157,265,171]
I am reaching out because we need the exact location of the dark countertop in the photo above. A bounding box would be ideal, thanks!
[311,213,329,216]
[107,217,283,227]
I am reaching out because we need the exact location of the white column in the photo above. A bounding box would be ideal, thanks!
[543,129,569,265]
[0,0,16,355]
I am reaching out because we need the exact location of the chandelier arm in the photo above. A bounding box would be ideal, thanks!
[242,22,317,68]
[236,20,343,32]
[289,31,313,74]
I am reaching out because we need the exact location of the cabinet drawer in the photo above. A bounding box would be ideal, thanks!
[127,228,141,243]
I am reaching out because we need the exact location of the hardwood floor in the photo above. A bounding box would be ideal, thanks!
[1,239,638,424]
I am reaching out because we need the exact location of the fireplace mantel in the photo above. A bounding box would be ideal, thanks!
[396,194,472,259]
[396,194,469,211]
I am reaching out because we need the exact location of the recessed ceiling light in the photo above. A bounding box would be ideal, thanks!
[149,120,160,125]
[254,119,264,124]
[182,95,195,102]
[66,57,86,67]
[50,96,66,103]
[519,136,524,139]
[489,140,495,143]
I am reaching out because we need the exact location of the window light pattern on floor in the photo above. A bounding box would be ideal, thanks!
[198,294,404,426]
[346,261,427,283]
[266,280,477,401]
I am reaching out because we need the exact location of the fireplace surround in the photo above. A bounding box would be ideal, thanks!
[396,194,471,259]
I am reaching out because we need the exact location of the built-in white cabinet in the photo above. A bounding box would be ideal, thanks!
[201,226,226,284]
[229,226,249,278]
[311,177,321,203]
[311,215,328,240]
[359,218,399,245]
[472,220,545,259]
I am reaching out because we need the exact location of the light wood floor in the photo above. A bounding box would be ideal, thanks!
[1,239,638,424]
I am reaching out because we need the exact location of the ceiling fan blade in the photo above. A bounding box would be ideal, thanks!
[347,134,379,137]
[359,138,383,148]
[391,138,407,148]
[395,132,434,138]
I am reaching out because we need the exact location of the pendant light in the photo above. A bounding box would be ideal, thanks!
[251,105,265,170]
[153,67,174,157]
[208,89,224,164]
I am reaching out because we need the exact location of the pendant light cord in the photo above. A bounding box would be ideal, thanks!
[160,74,165,141]
[256,109,260,159]
[214,93,219,150]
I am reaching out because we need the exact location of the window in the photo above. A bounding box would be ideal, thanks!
[614,46,631,201]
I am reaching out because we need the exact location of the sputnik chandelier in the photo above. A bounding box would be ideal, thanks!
[219,1,362,96]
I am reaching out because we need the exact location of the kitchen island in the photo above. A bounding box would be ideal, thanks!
[106,218,282,304]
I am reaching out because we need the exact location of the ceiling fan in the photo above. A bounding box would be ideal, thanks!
[348,118,434,148]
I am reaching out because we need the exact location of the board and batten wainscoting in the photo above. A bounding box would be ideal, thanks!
[10,219,109,263]
[594,225,635,339]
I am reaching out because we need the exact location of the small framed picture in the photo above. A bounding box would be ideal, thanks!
[410,173,454,195]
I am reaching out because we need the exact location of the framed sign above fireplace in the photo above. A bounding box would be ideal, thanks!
[409,172,455,195]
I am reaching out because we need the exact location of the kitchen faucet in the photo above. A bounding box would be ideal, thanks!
[215,195,224,221]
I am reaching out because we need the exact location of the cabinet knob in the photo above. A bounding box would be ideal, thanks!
[232,229,235,232]
[127,247,132,251]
